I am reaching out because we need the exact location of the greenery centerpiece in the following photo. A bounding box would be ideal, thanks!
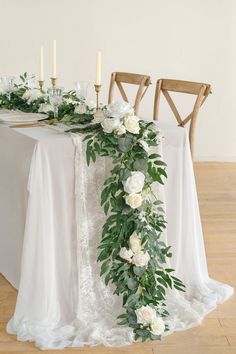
[67,101,185,341]
[0,73,95,124]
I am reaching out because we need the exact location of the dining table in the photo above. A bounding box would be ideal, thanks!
[0,119,233,350]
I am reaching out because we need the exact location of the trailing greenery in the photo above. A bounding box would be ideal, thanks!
[66,106,185,342]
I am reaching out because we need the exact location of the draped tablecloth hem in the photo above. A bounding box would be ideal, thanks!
[6,279,234,350]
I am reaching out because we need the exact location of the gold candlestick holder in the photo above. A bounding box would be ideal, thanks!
[38,80,44,91]
[94,84,102,110]
[51,77,57,87]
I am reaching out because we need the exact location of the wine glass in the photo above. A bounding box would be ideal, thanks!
[47,87,64,120]
[0,76,15,100]
[75,81,89,101]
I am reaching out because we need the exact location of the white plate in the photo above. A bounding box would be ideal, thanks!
[0,111,48,124]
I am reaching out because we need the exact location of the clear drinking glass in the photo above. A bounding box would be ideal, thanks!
[0,76,15,99]
[47,87,64,119]
[75,81,89,101]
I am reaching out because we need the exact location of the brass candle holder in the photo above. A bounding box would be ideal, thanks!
[94,84,102,111]
[51,77,57,87]
[38,80,44,91]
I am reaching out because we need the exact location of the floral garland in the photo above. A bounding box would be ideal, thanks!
[0,72,95,124]
[0,74,185,342]
[67,101,185,342]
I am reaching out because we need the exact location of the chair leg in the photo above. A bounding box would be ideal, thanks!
[108,72,116,104]
[153,80,162,120]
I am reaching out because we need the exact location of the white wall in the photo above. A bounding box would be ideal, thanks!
[0,0,235,161]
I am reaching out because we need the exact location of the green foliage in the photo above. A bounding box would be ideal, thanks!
[70,118,185,342]
[0,73,95,124]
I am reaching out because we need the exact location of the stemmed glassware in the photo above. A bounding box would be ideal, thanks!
[75,81,89,101]
[47,87,64,119]
[0,76,15,100]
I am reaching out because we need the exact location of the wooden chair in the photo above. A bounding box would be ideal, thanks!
[108,72,151,115]
[153,79,212,158]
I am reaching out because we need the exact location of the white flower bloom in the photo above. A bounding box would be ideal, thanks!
[135,305,157,325]
[150,317,165,335]
[116,124,126,136]
[119,247,133,262]
[64,97,76,105]
[123,171,145,194]
[124,115,140,134]
[74,103,87,114]
[22,89,43,104]
[87,100,96,113]
[0,87,5,95]
[125,193,143,209]
[129,232,142,253]
[101,117,121,133]
[132,251,150,267]
[38,103,53,113]
[106,101,133,119]
[139,140,150,153]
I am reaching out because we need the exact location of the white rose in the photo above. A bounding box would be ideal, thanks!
[101,117,121,133]
[139,140,150,153]
[150,317,165,335]
[106,101,133,119]
[123,171,145,194]
[116,124,126,136]
[135,305,157,325]
[22,89,42,104]
[129,232,142,253]
[0,87,5,95]
[38,103,53,113]
[74,103,87,114]
[64,98,76,105]
[132,251,150,267]
[87,100,96,113]
[124,115,140,134]
[125,193,142,209]
[119,247,133,262]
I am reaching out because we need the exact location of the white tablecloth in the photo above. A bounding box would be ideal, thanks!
[0,122,233,349]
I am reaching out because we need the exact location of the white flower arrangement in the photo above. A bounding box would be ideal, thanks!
[132,251,150,267]
[22,88,44,104]
[101,117,121,133]
[135,305,157,325]
[119,247,134,262]
[125,193,143,209]
[123,171,145,194]
[135,305,165,336]
[124,115,140,134]
[129,232,143,253]
[101,101,140,136]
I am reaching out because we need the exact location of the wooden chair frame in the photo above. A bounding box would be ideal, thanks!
[153,79,212,158]
[108,72,151,115]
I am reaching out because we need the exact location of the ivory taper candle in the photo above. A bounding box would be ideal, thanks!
[52,40,57,78]
[40,46,44,81]
[96,51,101,85]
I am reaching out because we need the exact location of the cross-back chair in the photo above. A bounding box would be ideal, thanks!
[153,79,212,158]
[108,72,151,115]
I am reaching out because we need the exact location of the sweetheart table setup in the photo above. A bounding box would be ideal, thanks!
[0,44,234,350]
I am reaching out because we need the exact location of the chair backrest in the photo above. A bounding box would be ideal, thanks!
[108,72,151,115]
[153,79,212,158]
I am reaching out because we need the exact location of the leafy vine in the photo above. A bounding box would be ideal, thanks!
[67,102,185,342]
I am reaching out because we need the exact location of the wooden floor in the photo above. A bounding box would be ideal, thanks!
[0,162,235,354]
